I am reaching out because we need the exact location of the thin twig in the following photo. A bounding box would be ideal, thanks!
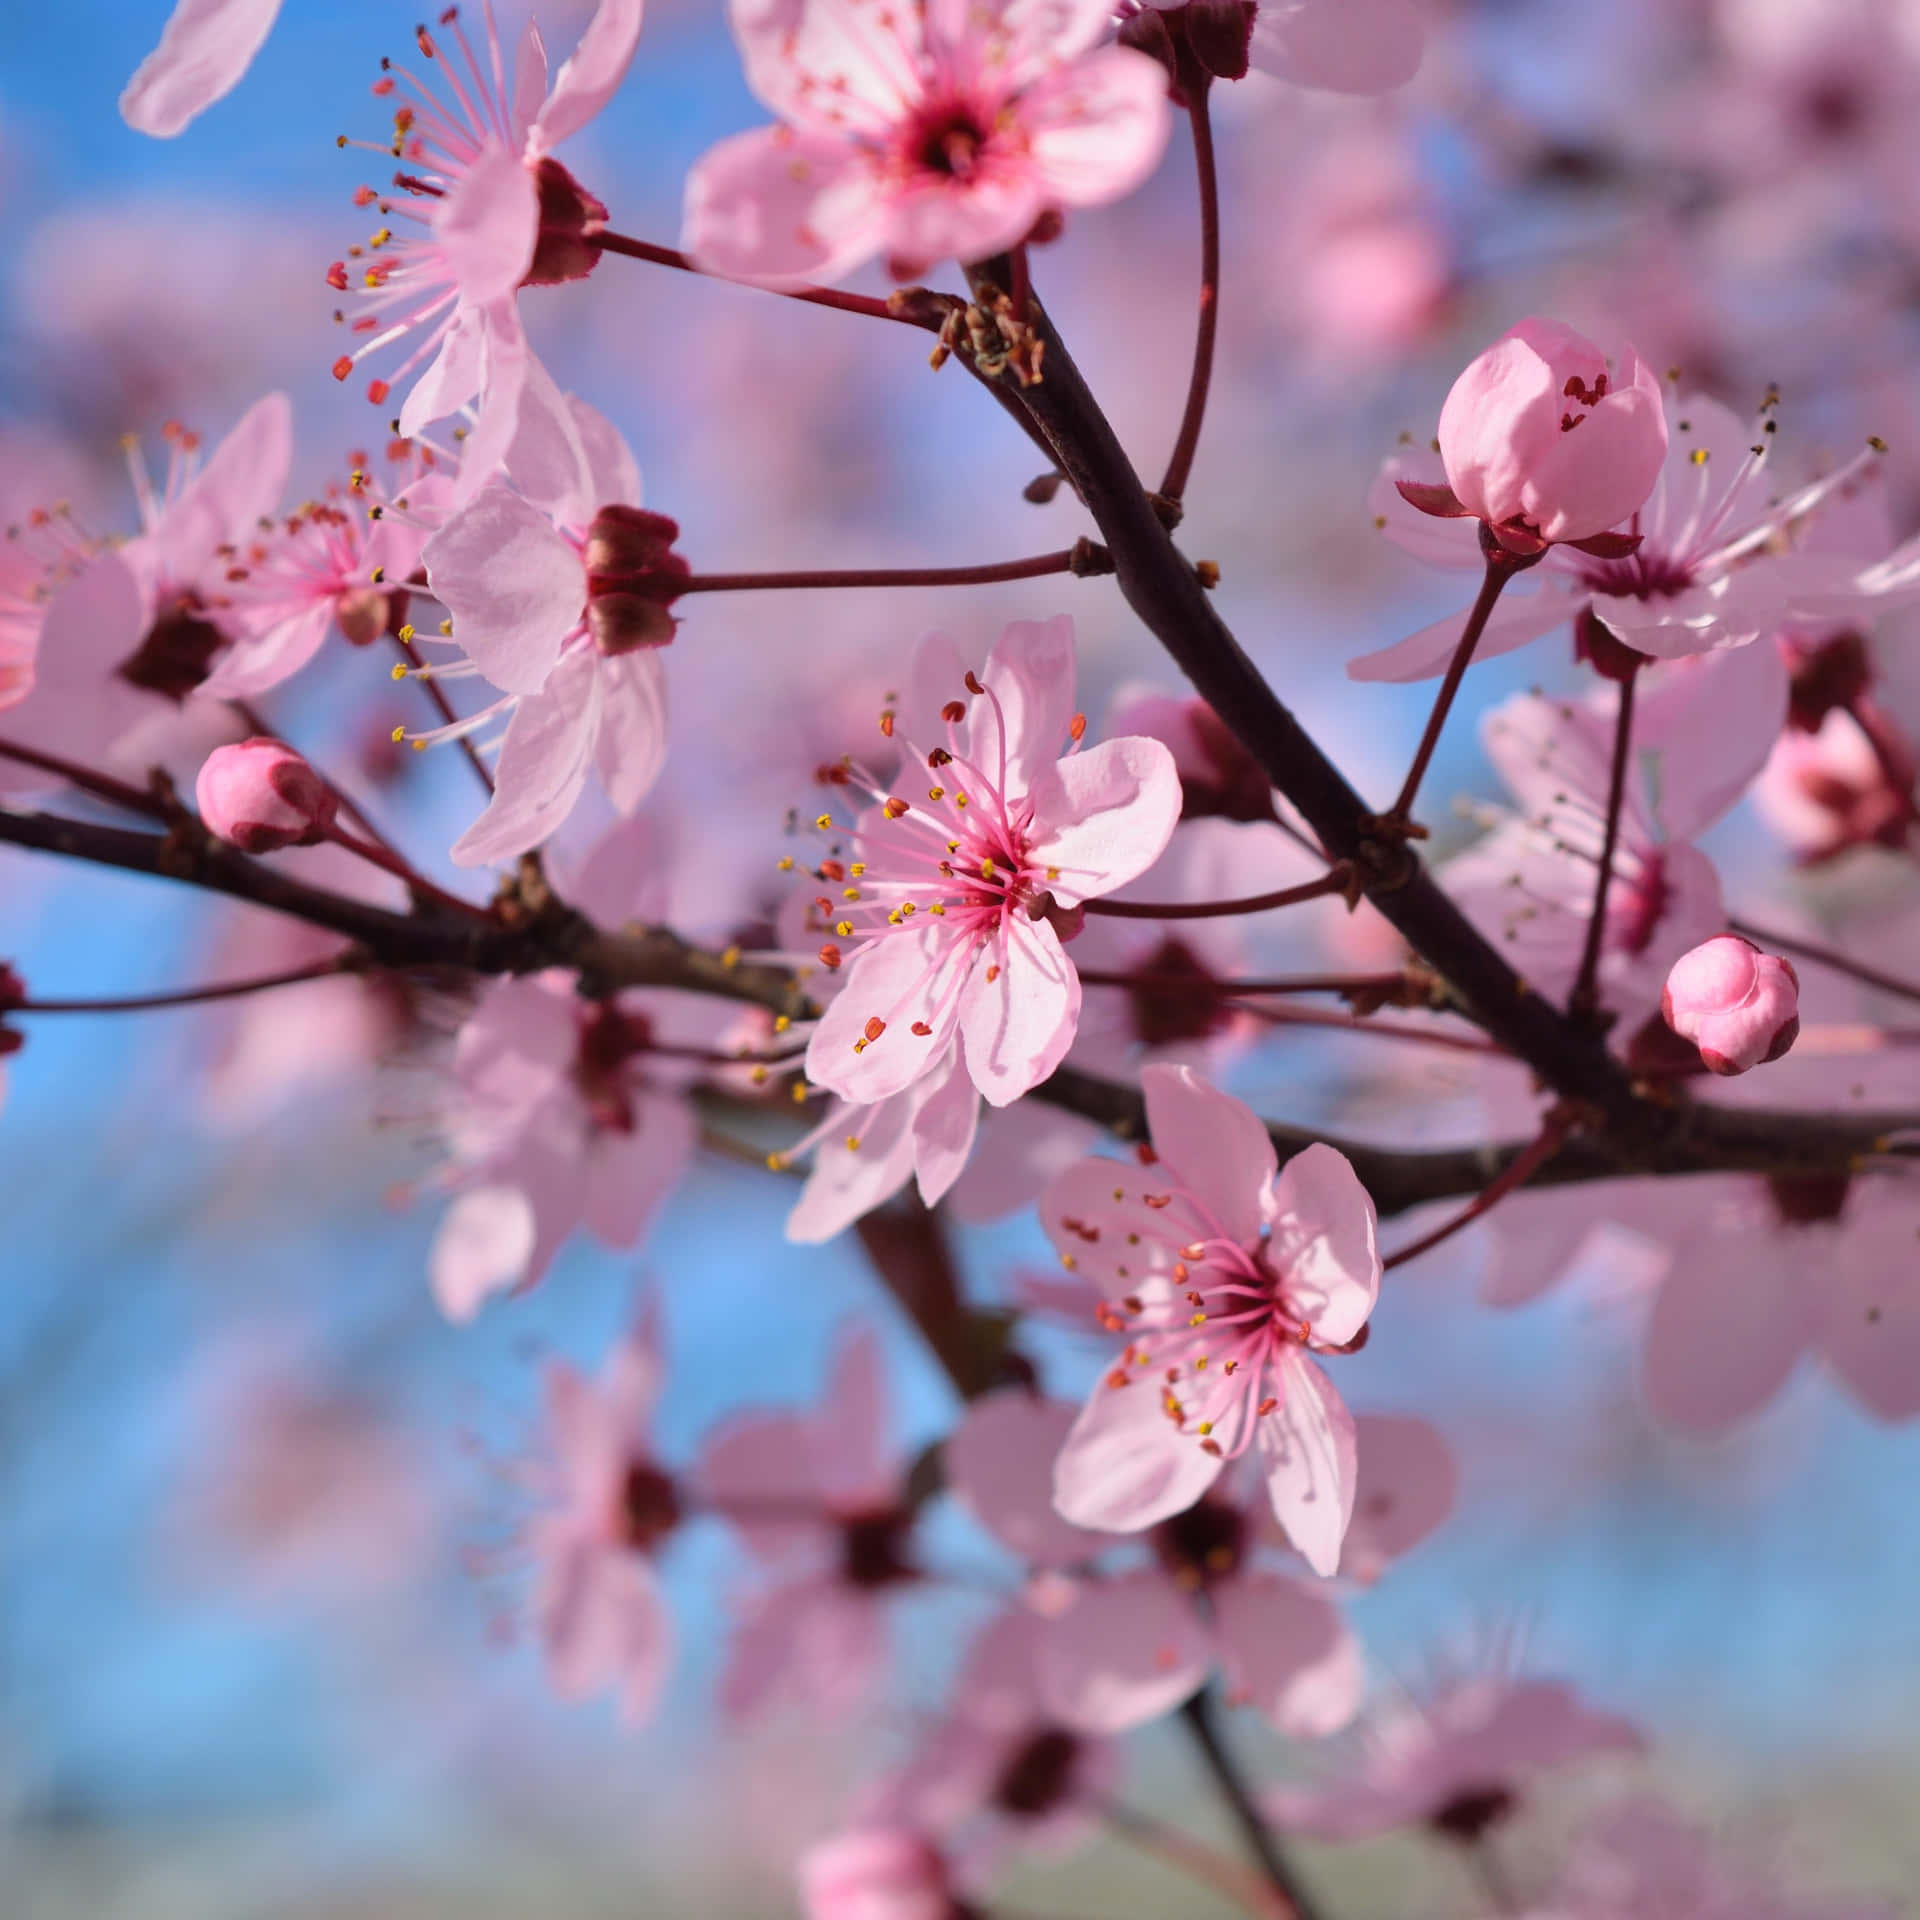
[1381,1108,1576,1269]
[594,229,911,325]
[0,737,168,817]
[1176,1691,1322,1920]
[1568,661,1639,1018]
[8,955,358,1014]
[1727,915,1920,1007]
[676,548,1102,594]
[1160,81,1221,504]
[1082,867,1351,920]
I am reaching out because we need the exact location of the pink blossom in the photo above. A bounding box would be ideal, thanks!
[426,968,717,1320]
[1661,934,1800,1074]
[696,1329,919,1721]
[526,1303,682,1721]
[419,389,679,866]
[945,1387,1364,1734]
[683,0,1170,286]
[1435,318,1667,548]
[1266,1671,1643,1845]
[798,1827,959,1920]
[1642,1173,1920,1434]
[1040,1065,1380,1576]
[195,737,337,853]
[1440,687,1734,1029]
[1754,706,1914,859]
[1352,388,1885,681]
[120,0,282,138]
[329,0,644,435]
[803,618,1181,1109]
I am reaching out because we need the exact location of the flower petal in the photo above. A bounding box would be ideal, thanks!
[1026,736,1184,905]
[1212,1572,1363,1735]
[958,913,1080,1105]
[1256,1348,1358,1577]
[1249,0,1424,93]
[1139,1062,1276,1248]
[1642,1235,1810,1435]
[1347,589,1572,684]
[432,141,541,307]
[429,1184,536,1323]
[1021,47,1172,209]
[1269,1143,1380,1346]
[450,648,603,866]
[787,1090,921,1244]
[593,650,669,814]
[535,0,647,148]
[946,1389,1111,1567]
[683,126,889,288]
[909,1044,980,1207]
[1053,1367,1225,1532]
[120,0,282,137]
[1034,1572,1212,1733]
[807,922,968,1104]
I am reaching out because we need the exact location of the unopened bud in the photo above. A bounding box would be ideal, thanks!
[195,738,338,853]
[583,505,689,654]
[1661,934,1799,1076]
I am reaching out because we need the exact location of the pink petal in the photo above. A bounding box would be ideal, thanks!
[787,1089,922,1245]
[542,1355,622,1503]
[1212,1572,1363,1735]
[958,914,1080,1105]
[807,924,967,1104]
[26,551,148,697]
[909,1045,980,1207]
[581,1088,695,1246]
[1053,1367,1226,1532]
[1269,1143,1381,1346]
[510,19,550,147]
[1020,47,1173,209]
[729,0,923,133]
[1033,1572,1212,1732]
[1347,589,1572,684]
[1040,1150,1207,1295]
[696,1413,828,1560]
[948,1096,1100,1224]
[540,1540,674,1721]
[592,650,669,814]
[120,0,282,137]
[496,341,600,526]
[1256,1349,1358,1578]
[1249,0,1425,93]
[1339,1414,1457,1582]
[568,395,643,511]
[932,0,1114,77]
[1635,643,1789,844]
[946,1389,1110,1567]
[1819,1231,1920,1421]
[535,0,647,148]
[980,616,1077,796]
[683,126,889,288]
[399,303,490,437]
[813,1325,894,1503]
[1139,1062,1276,1248]
[1026,736,1184,905]
[424,481,584,695]
[167,391,293,568]
[721,1579,885,1723]
[881,174,1046,282]
[1642,1237,1810,1435]
[433,141,541,307]
[199,602,332,700]
[450,648,603,867]
[429,1185,537,1323]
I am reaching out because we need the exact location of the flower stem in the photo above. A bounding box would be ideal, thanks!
[1727,915,1920,1007]
[7,956,358,1014]
[1567,658,1640,1020]
[1075,967,1420,1000]
[1081,866,1352,920]
[1381,1107,1575,1270]
[0,737,166,817]
[1176,1690,1323,1920]
[1382,539,1526,829]
[676,546,1105,593]
[594,229,911,324]
[322,823,491,922]
[1103,1801,1294,1919]
[1160,80,1221,505]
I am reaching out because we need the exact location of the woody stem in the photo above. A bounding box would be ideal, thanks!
[1380,1108,1576,1270]
[7,956,359,1014]
[1567,658,1640,1020]
[594,229,911,324]
[1081,867,1351,919]
[676,546,1106,593]
[1160,79,1221,505]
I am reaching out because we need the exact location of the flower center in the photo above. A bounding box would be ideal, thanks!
[1151,1494,1247,1590]
[1426,1784,1517,1843]
[120,596,223,702]
[573,1002,656,1133]
[990,1727,1084,1819]
[1767,1173,1851,1227]
[618,1461,682,1553]
[1125,937,1235,1048]
[908,101,994,181]
[838,1504,919,1590]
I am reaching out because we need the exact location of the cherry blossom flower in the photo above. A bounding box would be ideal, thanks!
[525,1302,683,1721]
[195,737,337,852]
[1661,934,1800,1075]
[798,1827,961,1920]
[1439,682,1744,1029]
[866,1609,1118,1875]
[1038,1065,1381,1576]
[419,386,679,866]
[121,0,282,138]
[696,1329,921,1722]
[1754,705,1915,860]
[945,1386,1369,1734]
[683,0,1171,286]
[1265,1670,1643,1846]
[803,618,1181,1110]
[1352,387,1884,683]
[426,966,720,1321]
[329,0,644,435]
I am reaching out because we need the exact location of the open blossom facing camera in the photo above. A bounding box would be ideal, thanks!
[1042,1064,1381,1575]
[683,0,1170,285]
[329,0,644,436]
[803,618,1181,1110]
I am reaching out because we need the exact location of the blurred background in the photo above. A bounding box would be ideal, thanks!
[1,0,1917,1912]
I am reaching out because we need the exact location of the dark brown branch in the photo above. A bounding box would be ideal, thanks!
[1160,83,1222,504]
[595,228,909,325]
[1177,1691,1323,1920]
[959,265,1654,1138]
[1568,661,1639,1019]
[1081,866,1351,920]
[677,545,1108,594]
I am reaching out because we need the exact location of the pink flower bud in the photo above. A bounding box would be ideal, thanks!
[797,1829,957,1920]
[1437,317,1667,545]
[1661,935,1800,1076]
[195,738,337,854]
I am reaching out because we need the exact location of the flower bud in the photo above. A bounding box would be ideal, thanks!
[797,1828,958,1920]
[583,506,689,655]
[196,738,338,854]
[1436,317,1667,545]
[1661,935,1800,1076]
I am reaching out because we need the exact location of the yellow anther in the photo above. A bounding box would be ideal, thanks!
[791,1082,808,1103]
[774,1014,791,1032]
[1188,1312,1207,1327]
[850,863,866,877]
[843,887,860,901]
[928,786,945,801]
[929,903,947,915]
[979,856,996,879]
[836,919,854,936]
[1047,867,1060,881]
[721,945,741,969]
[390,662,408,680]
[899,902,916,917]
[777,855,795,871]
[766,1151,788,1171]
[439,618,452,636]
[845,1135,861,1151]
[750,1066,769,1085]
[397,623,416,642]
[1196,1420,1213,1437]
[815,813,833,830]
[410,738,426,752]
[1690,447,1709,465]
[390,724,406,743]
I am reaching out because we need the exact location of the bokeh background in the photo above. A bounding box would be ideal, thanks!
[2,0,1917,1912]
